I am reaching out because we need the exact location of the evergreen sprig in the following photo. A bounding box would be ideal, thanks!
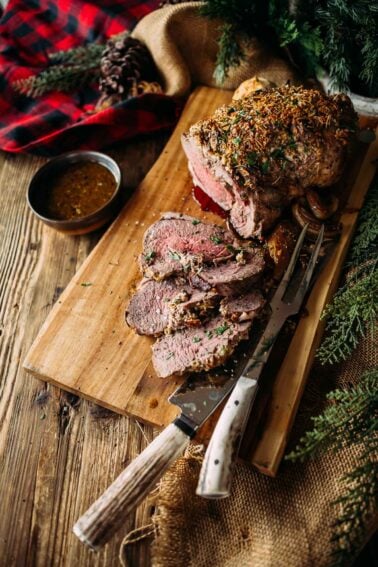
[48,42,105,66]
[317,175,378,365]
[286,369,378,462]
[214,23,244,85]
[201,0,378,96]
[14,61,101,97]
[286,368,378,563]
[13,33,127,97]
[331,452,378,565]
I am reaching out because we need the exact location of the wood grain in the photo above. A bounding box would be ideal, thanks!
[24,87,233,427]
[250,129,378,476]
[0,135,168,566]
[23,86,376,478]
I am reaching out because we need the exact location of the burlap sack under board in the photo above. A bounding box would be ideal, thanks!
[147,335,377,567]
[132,2,298,97]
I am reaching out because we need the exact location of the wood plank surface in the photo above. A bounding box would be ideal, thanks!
[0,136,168,566]
[23,86,376,477]
[24,87,233,428]
[250,131,378,475]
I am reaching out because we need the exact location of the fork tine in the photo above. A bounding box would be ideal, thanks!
[291,224,325,309]
[271,223,308,303]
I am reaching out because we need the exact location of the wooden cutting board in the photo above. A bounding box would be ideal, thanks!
[24,86,377,476]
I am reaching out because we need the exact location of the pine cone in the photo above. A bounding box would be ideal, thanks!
[99,36,158,98]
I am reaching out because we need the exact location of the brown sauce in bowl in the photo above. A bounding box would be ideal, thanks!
[45,162,117,220]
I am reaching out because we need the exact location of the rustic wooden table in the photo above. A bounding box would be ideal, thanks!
[0,134,168,566]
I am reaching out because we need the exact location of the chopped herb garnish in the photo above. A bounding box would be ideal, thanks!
[169,249,181,261]
[226,244,236,253]
[260,161,270,174]
[246,151,258,167]
[81,282,92,287]
[270,148,286,160]
[233,136,241,146]
[192,219,201,225]
[144,250,156,263]
[214,323,229,336]
[166,352,175,360]
[206,330,213,339]
[192,336,201,343]
[210,234,223,245]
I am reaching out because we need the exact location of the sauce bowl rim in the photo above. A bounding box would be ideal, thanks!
[27,150,122,229]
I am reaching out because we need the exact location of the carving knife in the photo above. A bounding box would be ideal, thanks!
[73,368,241,549]
[196,224,324,498]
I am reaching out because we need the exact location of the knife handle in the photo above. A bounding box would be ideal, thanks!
[73,422,190,549]
[196,376,258,499]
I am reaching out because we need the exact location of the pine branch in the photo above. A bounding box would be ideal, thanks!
[331,451,378,565]
[213,23,244,85]
[48,32,128,65]
[286,369,378,462]
[286,368,378,563]
[14,63,100,97]
[317,268,378,364]
[48,42,105,66]
[201,1,378,94]
[12,32,130,97]
[317,175,378,365]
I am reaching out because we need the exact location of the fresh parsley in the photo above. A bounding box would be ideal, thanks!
[210,234,224,245]
[214,323,229,335]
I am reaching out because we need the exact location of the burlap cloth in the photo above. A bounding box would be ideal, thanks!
[120,4,376,566]
[132,3,298,96]
[120,337,376,567]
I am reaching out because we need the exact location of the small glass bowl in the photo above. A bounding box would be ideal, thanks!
[27,151,122,235]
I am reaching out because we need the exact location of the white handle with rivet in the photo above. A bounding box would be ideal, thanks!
[196,376,258,498]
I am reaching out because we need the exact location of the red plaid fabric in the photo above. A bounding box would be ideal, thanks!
[0,0,180,155]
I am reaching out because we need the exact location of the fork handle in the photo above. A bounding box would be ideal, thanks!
[196,376,258,498]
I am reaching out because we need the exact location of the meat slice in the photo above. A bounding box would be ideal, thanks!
[220,290,265,322]
[169,288,219,330]
[192,248,265,295]
[152,316,251,377]
[126,278,219,335]
[140,212,238,280]
[125,278,181,336]
[182,85,356,238]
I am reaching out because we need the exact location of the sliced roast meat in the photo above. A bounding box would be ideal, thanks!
[192,247,265,295]
[220,290,265,322]
[125,278,181,336]
[182,85,356,238]
[152,316,251,377]
[169,288,219,330]
[140,212,239,280]
[126,278,220,335]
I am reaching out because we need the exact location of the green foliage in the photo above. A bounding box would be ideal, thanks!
[286,369,378,462]
[14,61,101,97]
[317,175,378,365]
[331,454,377,565]
[214,24,244,85]
[318,267,378,364]
[13,33,126,97]
[48,42,106,66]
[286,369,378,563]
[201,0,378,96]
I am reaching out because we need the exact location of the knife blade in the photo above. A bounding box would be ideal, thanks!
[73,368,241,549]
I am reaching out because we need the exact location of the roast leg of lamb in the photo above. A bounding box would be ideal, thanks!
[182,85,357,238]
[126,213,267,377]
